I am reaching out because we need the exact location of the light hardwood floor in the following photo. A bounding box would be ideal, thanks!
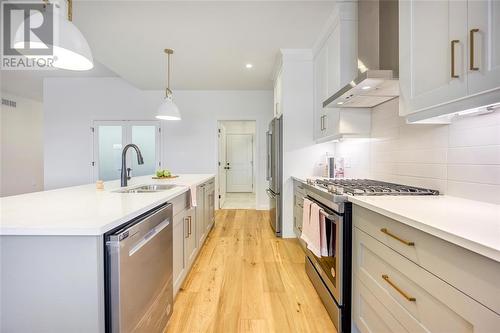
[165,209,336,333]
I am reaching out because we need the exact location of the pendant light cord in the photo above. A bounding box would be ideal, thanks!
[164,49,174,98]
[68,0,72,21]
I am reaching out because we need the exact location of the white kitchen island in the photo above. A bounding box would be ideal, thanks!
[0,174,215,333]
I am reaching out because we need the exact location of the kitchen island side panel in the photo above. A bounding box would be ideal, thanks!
[0,235,105,333]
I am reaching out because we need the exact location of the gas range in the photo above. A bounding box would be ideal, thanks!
[312,178,440,196]
[302,178,439,212]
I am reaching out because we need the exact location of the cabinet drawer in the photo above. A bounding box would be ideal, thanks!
[353,277,408,333]
[171,192,189,217]
[293,180,306,197]
[354,227,500,332]
[353,205,500,314]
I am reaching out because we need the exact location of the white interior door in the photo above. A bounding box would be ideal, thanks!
[218,124,227,208]
[226,134,253,192]
[93,120,160,181]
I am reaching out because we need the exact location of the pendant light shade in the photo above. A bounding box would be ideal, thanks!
[156,49,181,120]
[13,0,93,71]
[157,95,181,120]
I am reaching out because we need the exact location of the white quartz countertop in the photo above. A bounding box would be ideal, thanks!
[348,195,500,262]
[292,176,500,262]
[0,174,215,236]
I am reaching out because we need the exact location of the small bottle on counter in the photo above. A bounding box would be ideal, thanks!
[96,180,104,190]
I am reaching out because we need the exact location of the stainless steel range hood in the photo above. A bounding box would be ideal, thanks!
[324,0,399,109]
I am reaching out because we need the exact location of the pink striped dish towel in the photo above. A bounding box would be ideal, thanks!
[300,198,322,257]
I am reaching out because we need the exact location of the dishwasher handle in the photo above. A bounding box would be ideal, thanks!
[128,218,170,256]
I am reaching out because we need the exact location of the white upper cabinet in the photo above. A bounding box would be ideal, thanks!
[400,0,500,122]
[314,45,328,140]
[273,70,283,118]
[399,0,468,115]
[313,2,370,142]
[467,0,500,94]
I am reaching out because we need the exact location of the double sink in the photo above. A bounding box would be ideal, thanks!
[114,184,180,193]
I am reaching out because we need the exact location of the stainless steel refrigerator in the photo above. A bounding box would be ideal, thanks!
[266,116,282,236]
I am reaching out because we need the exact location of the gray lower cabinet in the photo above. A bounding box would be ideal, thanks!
[293,180,306,238]
[172,210,186,294]
[196,183,207,246]
[184,207,197,269]
[173,177,215,297]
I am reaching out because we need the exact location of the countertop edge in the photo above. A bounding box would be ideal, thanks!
[0,174,215,236]
[348,196,500,263]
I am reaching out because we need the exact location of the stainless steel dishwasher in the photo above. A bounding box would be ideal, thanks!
[106,202,173,333]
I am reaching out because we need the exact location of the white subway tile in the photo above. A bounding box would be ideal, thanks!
[394,163,447,179]
[447,165,500,185]
[447,181,500,205]
[395,148,448,164]
[449,125,500,147]
[448,145,500,165]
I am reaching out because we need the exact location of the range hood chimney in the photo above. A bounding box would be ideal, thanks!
[323,0,399,109]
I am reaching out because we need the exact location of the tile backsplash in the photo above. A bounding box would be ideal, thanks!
[335,98,500,204]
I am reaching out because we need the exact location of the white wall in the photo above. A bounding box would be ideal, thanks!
[43,77,273,208]
[1,92,44,196]
[280,50,336,238]
[334,98,500,204]
[143,91,272,209]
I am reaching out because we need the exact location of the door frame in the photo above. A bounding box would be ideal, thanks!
[217,123,227,208]
[91,120,161,181]
[216,120,257,209]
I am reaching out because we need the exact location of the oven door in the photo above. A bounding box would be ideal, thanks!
[305,198,343,305]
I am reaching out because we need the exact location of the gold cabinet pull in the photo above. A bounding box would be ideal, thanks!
[382,274,416,302]
[380,228,415,246]
[470,29,479,71]
[451,40,459,78]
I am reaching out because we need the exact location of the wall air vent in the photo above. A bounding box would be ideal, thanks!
[2,98,17,108]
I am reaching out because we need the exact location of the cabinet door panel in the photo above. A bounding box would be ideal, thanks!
[468,0,500,94]
[314,45,328,140]
[184,207,197,269]
[399,0,468,115]
[196,185,206,247]
[326,25,341,97]
[173,212,186,293]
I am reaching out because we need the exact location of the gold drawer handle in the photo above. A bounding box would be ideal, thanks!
[380,228,415,246]
[451,40,459,78]
[470,28,479,71]
[382,274,416,302]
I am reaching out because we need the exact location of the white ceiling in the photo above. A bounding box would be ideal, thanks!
[0,60,118,101]
[72,1,336,90]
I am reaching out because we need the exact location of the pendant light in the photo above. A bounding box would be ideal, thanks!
[156,49,181,121]
[14,0,93,71]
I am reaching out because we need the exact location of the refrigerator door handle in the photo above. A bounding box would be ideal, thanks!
[266,188,276,198]
[266,132,272,181]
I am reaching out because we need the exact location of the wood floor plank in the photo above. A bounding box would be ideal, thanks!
[165,209,336,333]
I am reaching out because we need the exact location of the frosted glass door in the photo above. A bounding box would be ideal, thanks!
[94,121,160,182]
[97,125,125,181]
[130,125,159,177]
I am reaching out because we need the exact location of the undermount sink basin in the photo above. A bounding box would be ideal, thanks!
[114,184,180,193]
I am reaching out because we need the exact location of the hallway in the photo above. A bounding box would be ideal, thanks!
[221,193,256,209]
[165,209,336,333]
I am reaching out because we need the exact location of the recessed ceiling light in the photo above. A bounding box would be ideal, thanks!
[361,86,371,90]
[337,101,344,105]
[245,63,253,69]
